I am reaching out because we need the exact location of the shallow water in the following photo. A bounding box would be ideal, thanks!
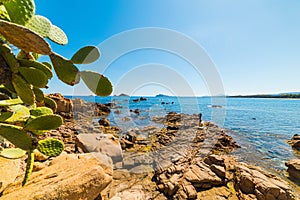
[68,96,300,172]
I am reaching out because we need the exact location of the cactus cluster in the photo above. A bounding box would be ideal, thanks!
[0,0,113,186]
[0,103,64,185]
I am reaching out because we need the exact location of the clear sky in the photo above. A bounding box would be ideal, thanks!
[36,0,300,96]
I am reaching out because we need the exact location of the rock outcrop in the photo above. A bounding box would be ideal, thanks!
[76,133,123,162]
[287,134,300,151]
[155,154,296,200]
[286,159,300,184]
[0,157,23,193]
[47,93,73,114]
[1,153,113,200]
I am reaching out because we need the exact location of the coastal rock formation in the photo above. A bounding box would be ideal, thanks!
[155,154,295,200]
[286,159,300,184]
[76,133,123,162]
[47,93,73,114]
[0,157,23,193]
[287,134,300,151]
[1,153,113,200]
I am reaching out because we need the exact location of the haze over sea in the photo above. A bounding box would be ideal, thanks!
[67,95,300,174]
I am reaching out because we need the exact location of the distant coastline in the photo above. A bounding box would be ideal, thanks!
[229,93,300,99]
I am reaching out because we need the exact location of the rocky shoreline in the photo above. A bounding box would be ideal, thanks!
[1,94,300,200]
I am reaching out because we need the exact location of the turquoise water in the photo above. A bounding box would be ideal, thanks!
[68,96,300,172]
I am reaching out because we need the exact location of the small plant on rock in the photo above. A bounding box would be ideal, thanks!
[0,0,112,185]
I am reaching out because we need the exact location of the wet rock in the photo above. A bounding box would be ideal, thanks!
[287,134,300,151]
[114,109,121,114]
[95,103,111,116]
[133,109,140,115]
[1,153,113,200]
[140,97,147,101]
[76,134,122,162]
[98,118,110,127]
[213,131,240,153]
[122,117,131,121]
[286,159,300,183]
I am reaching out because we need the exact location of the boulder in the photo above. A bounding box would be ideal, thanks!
[98,118,110,127]
[47,93,73,113]
[0,157,22,193]
[286,159,300,183]
[287,134,300,150]
[76,133,123,162]
[1,153,113,200]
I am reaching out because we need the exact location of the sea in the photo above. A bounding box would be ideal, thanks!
[67,95,300,174]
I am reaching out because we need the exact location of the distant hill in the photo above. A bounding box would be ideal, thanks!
[229,92,300,99]
[155,94,171,97]
[118,93,129,97]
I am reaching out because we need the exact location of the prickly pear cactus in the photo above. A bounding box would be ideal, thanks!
[47,24,68,45]
[0,0,114,186]
[3,0,35,26]
[71,46,100,64]
[0,147,26,159]
[12,74,35,105]
[19,67,48,88]
[0,123,32,150]
[0,98,23,106]
[26,15,51,37]
[24,114,63,132]
[0,20,52,54]
[80,70,113,96]
[18,59,53,79]
[50,53,80,85]
[44,96,57,112]
[37,138,64,157]
[22,149,34,186]
[30,107,53,117]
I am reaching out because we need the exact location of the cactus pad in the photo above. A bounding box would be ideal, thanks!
[48,24,68,45]
[32,87,44,102]
[0,43,19,73]
[24,114,63,132]
[0,98,23,106]
[50,53,80,85]
[0,111,13,122]
[42,62,52,70]
[80,70,112,96]
[5,104,30,123]
[0,123,32,150]
[22,149,34,186]
[0,5,10,21]
[19,67,48,88]
[0,147,26,159]
[30,107,53,117]
[71,46,100,64]
[3,0,35,26]
[44,96,57,112]
[12,74,35,105]
[19,59,53,79]
[0,20,52,55]
[26,15,51,37]
[37,138,64,157]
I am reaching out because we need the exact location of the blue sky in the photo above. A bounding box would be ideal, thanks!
[36,0,300,96]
